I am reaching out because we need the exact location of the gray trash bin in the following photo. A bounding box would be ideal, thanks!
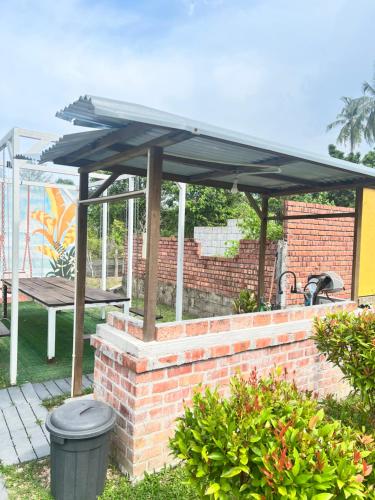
[46,399,116,500]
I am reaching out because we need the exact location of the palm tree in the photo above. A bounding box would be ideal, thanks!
[327,97,364,153]
[361,74,375,145]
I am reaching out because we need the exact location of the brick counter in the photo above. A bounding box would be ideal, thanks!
[91,301,356,478]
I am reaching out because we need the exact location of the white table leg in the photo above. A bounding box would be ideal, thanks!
[47,308,56,360]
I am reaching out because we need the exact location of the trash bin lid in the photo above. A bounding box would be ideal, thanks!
[46,400,116,440]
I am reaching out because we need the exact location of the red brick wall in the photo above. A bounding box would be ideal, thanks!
[131,237,278,300]
[92,300,356,478]
[283,201,354,306]
[126,201,355,308]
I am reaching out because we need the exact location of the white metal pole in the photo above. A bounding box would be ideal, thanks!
[101,191,108,319]
[175,182,186,321]
[10,130,20,385]
[125,177,134,315]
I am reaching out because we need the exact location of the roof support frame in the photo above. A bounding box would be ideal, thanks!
[258,196,269,308]
[267,212,356,221]
[57,123,148,164]
[143,146,163,341]
[80,189,146,206]
[89,172,120,199]
[351,187,363,302]
[269,179,375,197]
[72,172,89,397]
[78,130,192,174]
[245,192,262,219]
[83,163,272,194]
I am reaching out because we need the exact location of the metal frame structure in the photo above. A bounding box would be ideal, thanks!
[0,127,147,386]
[0,128,80,384]
[40,96,375,396]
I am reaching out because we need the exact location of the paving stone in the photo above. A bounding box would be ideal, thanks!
[32,383,51,401]
[0,429,12,446]
[54,378,71,394]
[15,445,37,463]
[41,423,50,444]
[28,426,50,459]
[42,380,63,397]
[0,446,19,466]
[0,474,8,500]
[2,406,23,432]
[0,412,9,434]
[0,390,12,410]
[17,403,40,428]
[30,402,48,422]
[7,386,26,406]
[82,375,93,388]
[12,428,37,462]
[20,383,40,403]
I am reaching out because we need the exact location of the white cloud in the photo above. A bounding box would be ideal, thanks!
[0,0,374,155]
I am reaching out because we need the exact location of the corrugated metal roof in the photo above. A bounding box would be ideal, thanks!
[41,95,375,196]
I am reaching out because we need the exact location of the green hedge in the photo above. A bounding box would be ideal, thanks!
[170,371,375,499]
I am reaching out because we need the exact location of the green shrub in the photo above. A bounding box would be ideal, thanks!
[313,310,375,407]
[321,394,375,434]
[232,289,258,314]
[224,240,240,258]
[170,371,375,499]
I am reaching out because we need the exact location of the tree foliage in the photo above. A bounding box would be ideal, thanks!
[328,68,375,151]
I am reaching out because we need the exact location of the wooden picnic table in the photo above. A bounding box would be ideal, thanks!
[2,277,129,360]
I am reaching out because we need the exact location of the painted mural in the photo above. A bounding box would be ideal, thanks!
[31,188,76,279]
[0,183,77,280]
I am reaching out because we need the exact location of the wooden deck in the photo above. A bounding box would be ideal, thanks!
[3,277,129,308]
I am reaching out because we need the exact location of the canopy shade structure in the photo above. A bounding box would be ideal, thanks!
[40,95,372,396]
[41,95,375,196]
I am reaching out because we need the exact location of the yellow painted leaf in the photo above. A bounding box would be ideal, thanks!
[32,228,55,246]
[58,203,76,240]
[46,187,65,220]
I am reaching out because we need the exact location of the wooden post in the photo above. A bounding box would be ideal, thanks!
[258,196,269,308]
[72,172,89,396]
[2,284,7,319]
[143,147,163,341]
[351,187,363,302]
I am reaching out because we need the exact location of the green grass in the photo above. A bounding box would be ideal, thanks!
[0,460,198,500]
[0,302,101,388]
[0,288,197,389]
[41,386,93,410]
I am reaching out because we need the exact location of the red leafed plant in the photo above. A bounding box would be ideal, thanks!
[170,369,375,499]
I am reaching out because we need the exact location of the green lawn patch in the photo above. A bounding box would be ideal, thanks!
[0,302,100,388]
[0,297,196,389]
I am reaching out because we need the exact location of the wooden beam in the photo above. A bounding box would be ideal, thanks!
[72,172,89,397]
[143,147,163,341]
[83,163,271,194]
[255,172,313,187]
[270,180,375,197]
[351,187,363,302]
[78,131,192,174]
[81,189,145,206]
[57,123,147,164]
[187,166,273,182]
[267,212,355,221]
[245,193,262,219]
[258,196,269,308]
[89,172,120,199]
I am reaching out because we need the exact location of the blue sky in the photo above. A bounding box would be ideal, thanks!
[0,0,374,155]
